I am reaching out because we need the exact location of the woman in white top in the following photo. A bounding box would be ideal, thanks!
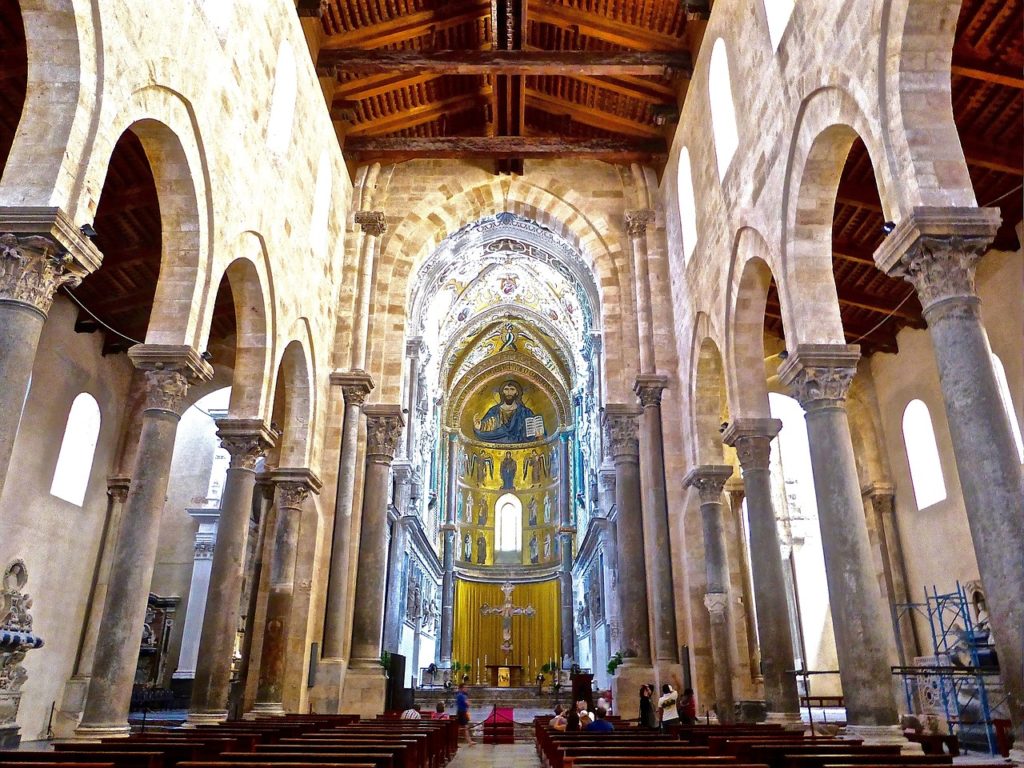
[657,684,679,729]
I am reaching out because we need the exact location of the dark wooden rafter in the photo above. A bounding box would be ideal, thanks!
[529,1,684,50]
[321,0,491,48]
[344,135,667,162]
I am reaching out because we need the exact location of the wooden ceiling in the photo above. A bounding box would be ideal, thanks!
[311,0,699,173]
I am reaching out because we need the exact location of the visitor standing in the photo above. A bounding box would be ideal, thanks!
[455,683,474,745]
[657,683,679,730]
[638,684,657,729]
[678,687,697,725]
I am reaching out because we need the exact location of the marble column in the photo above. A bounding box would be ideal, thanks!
[624,209,657,373]
[684,465,736,724]
[876,208,1024,747]
[634,374,680,676]
[558,432,575,663]
[0,215,101,500]
[253,468,321,715]
[403,338,422,460]
[722,419,802,725]
[174,508,219,682]
[603,404,654,721]
[188,420,275,722]
[341,404,404,716]
[350,211,387,371]
[75,345,212,738]
[439,432,458,667]
[726,478,761,681]
[383,463,413,654]
[779,345,909,746]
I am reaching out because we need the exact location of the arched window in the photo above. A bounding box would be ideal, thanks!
[200,0,233,39]
[991,353,1024,462]
[763,0,796,51]
[310,149,332,256]
[494,493,522,553]
[708,38,739,180]
[266,41,297,156]
[677,146,699,262]
[902,399,947,509]
[50,393,102,506]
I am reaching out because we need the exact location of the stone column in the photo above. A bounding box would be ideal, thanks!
[603,404,654,721]
[75,346,212,738]
[558,432,575,663]
[404,339,422,460]
[634,374,680,678]
[726,478,761,681]
[722,419,802,725]
[383,464,413,654]
[624,209,657,372]
[684,465,736,724]
[0,214,101,500]
[779,345,911,747]
[341,405,404,716]
[173,509,219,683]
[314,372,373,710]
[350,211,387,371]
[876,208,1024,747]
[439,432,458,667]
[253,469,321,715]
[188,420,275,722]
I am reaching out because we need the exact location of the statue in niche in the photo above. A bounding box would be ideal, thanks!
[528,496,538,527]
[464,492,474,524]
[544,533,552,560]
[473,380,543,443]
[529,533,539,564]
[477,497,488,526]
[500,451,517,490]
[476,533,487,564]
[463,534,472,561]
[543,493,552,525]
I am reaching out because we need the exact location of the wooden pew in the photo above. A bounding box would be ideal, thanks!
[0,754,161,768]
[740,743,903,768]
[56,742,209,767]
[261,740,416,768]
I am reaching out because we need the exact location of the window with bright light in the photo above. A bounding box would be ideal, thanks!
[763,0,796,51]
[199,0,232,39]
[310,150,332,255]
[266,41,297,156]
[991,353,1024,462]
[495,493,522,553]
[677,147,699,262]
[902,399,947,509]
[50,393,102,506]
[708,39,739,180]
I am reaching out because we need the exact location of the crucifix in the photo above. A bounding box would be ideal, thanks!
[480,581,535,653]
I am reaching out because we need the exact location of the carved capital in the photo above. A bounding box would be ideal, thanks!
[603,404,642,461]
[684,465,733,504]
[0,233,82,316]
[703,592,729,616]
[106,476,131,504]
[777,344,860,412]
[129,345,214,415]
[364,404,405,464]
[331,370,374,406]
[873,206,1000,313]
[272,467,322,509]
[354,210,387,237]
[722,418,782,472]
[142,370,191,414]
[624,209,655,238]
[633,373,668,408]
[216,419,276,470]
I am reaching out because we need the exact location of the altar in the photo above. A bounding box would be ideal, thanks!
[484,663,524,687]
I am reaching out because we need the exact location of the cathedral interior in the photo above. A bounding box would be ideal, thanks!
[0,0,1021,762]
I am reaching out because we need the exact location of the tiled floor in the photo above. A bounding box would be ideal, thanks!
[448,743,541,767]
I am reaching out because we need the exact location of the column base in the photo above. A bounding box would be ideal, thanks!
[1007,746,1024,767]
[51,675,90,740]
[308,658,347,714]
[247,702,287,717]
[611,660,654,722]
[339,662,387,718]
[185,710,227,725]
[764,711,806,731]
[842,724,923,755]
[71,723,131,740]
[653,661,682,699]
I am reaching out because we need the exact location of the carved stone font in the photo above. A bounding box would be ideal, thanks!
[0,233,82,315]
[0,561,44,741]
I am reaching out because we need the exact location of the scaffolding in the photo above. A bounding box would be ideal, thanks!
[892,583,1009,755]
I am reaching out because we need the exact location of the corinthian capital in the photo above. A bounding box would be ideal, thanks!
[129,345,214,416]
[777,344,860,412]
[873,206,1000,313]
[703,592,729,616]
[0,234,82,315]
[633,373,668,408]
[624,209,656,238]
[354,210,387,237]
[683,465,733,503]
[722,418,782,472]
[331,370,375,406]
[363,404,405,464]
[603,404,642,461]
[216,419,277,470]
[272,467,322,509]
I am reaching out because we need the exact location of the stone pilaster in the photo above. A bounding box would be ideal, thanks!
[778,345,903,733]
[383,463,413,653]
[624,209,657,372]
[634,374,680,679]
[350,212,387,370]
[76,346,212,738]
[0,208,103,501]
[722,418,802,724]
[439,432,459,666]
[253,468,321,715]
[685,465,736,724]
[876,207,1023,746]
[188,420,276,723]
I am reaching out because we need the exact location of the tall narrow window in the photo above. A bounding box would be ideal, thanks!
[50,393,102,506]
[677,147,699,262]
[763,0,796,51]
[902,399,947,509]
[991,353,1024,462]
[266,41,297,156]
[494,493,522,553]
[708,39,739,180]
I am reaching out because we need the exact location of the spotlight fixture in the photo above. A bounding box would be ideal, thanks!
[881,221,896,235]
[80,223,98,240]
[778,350,789,360]
[201,350,214,361]
[719,421,729,433]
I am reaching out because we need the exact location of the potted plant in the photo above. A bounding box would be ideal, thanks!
[607,651,624,677]
[462,664,472,684]
[380,650,391,678]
